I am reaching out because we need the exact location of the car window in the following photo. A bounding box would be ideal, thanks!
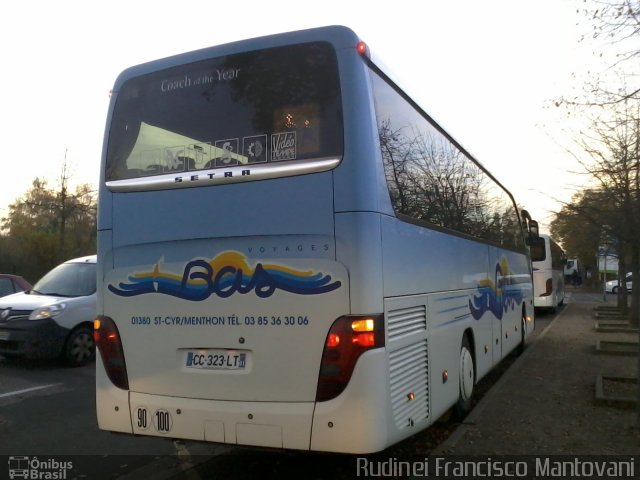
[32,263,96,297]
[0,277,15,297]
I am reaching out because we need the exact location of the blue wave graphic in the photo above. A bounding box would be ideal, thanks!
[108,258,341,301]
[469,261,524,320]
[468,286,523,320]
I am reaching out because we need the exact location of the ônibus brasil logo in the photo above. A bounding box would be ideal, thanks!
[8,456,73,479]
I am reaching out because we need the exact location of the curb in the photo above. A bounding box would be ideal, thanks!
[595,340,639,356]
[594,375,639,409]
[595,322,639,334]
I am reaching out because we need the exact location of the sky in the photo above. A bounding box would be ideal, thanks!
[0,0,621,232]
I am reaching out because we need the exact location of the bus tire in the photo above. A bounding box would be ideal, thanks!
[517,314,528,355]
[454,334,474,419]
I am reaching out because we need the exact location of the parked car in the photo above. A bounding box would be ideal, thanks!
[605,272,633,294]
[0,274,32,298]
[0,255,96,366]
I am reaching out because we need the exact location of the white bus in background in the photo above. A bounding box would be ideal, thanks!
[95,26,539,454]
[531,234,566,311]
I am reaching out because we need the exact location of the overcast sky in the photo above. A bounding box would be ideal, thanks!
[0,0,620,232]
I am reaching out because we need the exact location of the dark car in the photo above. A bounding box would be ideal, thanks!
[0,274,32,298]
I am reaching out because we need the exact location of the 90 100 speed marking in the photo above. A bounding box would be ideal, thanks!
[153,409,172,433]
[134,407,172,434]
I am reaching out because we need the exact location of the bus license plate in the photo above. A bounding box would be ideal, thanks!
[184,349,248,370]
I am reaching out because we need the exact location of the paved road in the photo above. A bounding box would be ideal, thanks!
[0,356,182,479]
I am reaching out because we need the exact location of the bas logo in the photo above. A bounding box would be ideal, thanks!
[108,251,341,301]
[468,257,524,320]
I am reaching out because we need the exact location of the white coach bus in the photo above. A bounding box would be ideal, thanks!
[531,234,566,311]
[95,26,538,454]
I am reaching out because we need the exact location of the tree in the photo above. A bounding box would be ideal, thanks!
[550,190,604,280]
[584,1,640,68]
[555,96,640,324]
[53,156,97,263]
[572,0,640,428]
[553,0,640,317]
[574,0,640,104]
[580,100,640,323]
[0,166,96,283]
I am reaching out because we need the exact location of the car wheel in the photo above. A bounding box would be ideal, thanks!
[612,286,618,295]
[454,334,475,419]
[63,326,95,367]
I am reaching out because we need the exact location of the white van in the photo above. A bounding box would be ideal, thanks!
[0,255,96,366]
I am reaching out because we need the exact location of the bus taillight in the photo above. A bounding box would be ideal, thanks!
[316,314,384,402]
[94,316,129,390]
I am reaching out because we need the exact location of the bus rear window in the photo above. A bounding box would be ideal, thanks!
[530,243,546,262]
[106,42,343,183]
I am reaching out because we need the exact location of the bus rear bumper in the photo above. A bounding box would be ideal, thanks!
[533,295,555,308]
[124,392,314,450]
[96,350,392,453]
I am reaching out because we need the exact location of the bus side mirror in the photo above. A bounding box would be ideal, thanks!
[528,220,539,238]
[520,209,539,241]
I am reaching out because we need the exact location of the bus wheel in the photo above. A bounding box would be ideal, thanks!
[517,314,528,355]
[454,335,474,419]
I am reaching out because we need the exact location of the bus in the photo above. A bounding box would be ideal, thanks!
[95,26,538,454]
[530,234,565,311]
